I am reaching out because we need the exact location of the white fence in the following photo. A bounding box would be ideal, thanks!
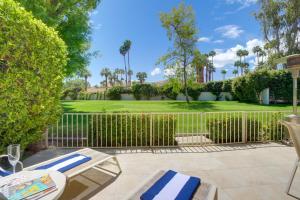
[48,111,291,148]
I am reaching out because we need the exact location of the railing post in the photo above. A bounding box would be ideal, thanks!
[242,112,247,143]
[150,114,153,147]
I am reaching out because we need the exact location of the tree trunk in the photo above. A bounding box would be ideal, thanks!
[85,76,88,91]
[183,59,189,103]
[127,50,130,86]
[123,55,127,87]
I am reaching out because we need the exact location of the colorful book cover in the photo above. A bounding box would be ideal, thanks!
[4,174,56,200]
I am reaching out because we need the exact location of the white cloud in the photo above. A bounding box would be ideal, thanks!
[215,25,244,39]
[225,0,257,9]
[164,68,176,77]
[213,38,264,68]
[198,37,210,42]
[151,67,161,76]
[213,40,224,44]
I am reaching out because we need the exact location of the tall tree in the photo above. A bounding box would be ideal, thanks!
[221,69,227,80]
[136,72,147,84]
[252,46,262,66]
[123,40,132,86]
[236,49,244,75]
[255,0,300,65]
[100,68,111,89]
[16,0,101,76]
[127,69,133,84]
[234,60,242,76]
[192,50,207,83]
[232,69,238,77]
[78,68,91,91]
[158,3,198,103]
[119,45,127,85]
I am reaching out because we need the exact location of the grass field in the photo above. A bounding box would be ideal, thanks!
[62,100,296,113]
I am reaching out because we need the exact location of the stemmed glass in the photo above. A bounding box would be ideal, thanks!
[7,144,20,174]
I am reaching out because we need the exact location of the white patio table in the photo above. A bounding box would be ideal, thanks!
[0,170,66,200]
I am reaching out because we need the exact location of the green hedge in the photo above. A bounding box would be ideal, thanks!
[232,69,296,103]
[0,0,68,152]
[132,84,159,100]
[90,114,177,147]
[207,115,261,143]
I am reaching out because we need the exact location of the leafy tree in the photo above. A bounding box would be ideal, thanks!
[255,0,300,66]
[221,69,227,80]
[16,0,101,76]
[78,68,91,91]
[136,72,147,84]
[100,68,111,89]
[158,3,198,103]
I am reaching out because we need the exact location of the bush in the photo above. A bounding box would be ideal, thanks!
[162,79,182,100]
[132,84,159,100]
[90,114,177,147]
[207,115,261,143]
[107,86,125,100]
[204,81,224,100]
[0,0,67,153]
[232,76,257,102]
[187,83,204,100]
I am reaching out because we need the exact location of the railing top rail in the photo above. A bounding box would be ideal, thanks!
[61,110,293,115]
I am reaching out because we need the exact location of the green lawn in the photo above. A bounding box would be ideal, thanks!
[62,100,295,113]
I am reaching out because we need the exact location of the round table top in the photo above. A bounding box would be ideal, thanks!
[0,170,66,200]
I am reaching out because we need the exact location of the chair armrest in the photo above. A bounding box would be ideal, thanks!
[0,155,23,170]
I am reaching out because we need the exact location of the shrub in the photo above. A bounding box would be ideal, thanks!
[204,81,224,100]
[132,84,159,100]
[206,114,261,143]
[162,79,182,100]
[0,0,67,153]
[187,83,204,100]
[107,86,124,100]
[232,76,257,102]
[90,114,177,147]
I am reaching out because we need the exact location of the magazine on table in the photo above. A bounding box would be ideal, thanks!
[0,174,57,200]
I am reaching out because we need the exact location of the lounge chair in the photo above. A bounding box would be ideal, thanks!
[0,155,23,177]
[126,170,217,200]
[24,148,121,179]
[282,121,300,199]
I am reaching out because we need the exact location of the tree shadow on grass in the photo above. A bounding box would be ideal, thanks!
[165,101,217,112]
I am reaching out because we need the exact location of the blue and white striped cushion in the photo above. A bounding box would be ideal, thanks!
[141,170,201,200]
[35,153,91,173]
[0,167,11,177]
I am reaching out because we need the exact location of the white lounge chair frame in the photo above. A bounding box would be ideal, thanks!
[282,121,300,199]
[24,148,121,179]
[125,170,217,200]
[0,155,23,172]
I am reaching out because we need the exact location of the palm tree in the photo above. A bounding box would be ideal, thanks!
[119,69,125,84]
[127,69,133,84]
[136,72,147,84]
[252,46,262,66]
[100,68,111,89]
[241,50,249,74]
[123,40,132,86]
[208,50,216,81]
[221,69,227,80]
[192,50,206,83]
[234,60,242,76]
[236,49,244,75]
[119,45,127,85]
[78,68,91,91]
[232,69,238,77]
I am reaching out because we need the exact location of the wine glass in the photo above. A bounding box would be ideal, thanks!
[7,144,20,174]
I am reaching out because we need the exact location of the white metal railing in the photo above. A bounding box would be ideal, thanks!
[48,111,291,148]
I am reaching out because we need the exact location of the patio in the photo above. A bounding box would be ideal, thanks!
[23,143,300,200]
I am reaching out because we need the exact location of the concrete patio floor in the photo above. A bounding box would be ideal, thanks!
[23,143,300,200]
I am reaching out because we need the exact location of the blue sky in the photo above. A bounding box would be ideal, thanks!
[88,0,263,86]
